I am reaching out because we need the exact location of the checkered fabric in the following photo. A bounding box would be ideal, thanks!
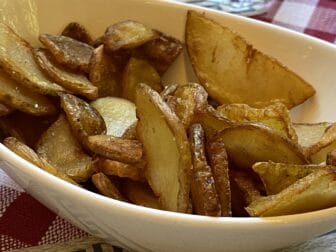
[1,1,336,251]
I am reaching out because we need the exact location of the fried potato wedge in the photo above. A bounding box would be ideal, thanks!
[306,124,336,164]
[61,22,93,45]
[189,124,221,216]
[89,45,120,97]
[33,48,98,100]
[137,31,183,75]
[217,102,297,142]
[135,83,192,212]
[104,20,157,52]
[246,168,336,216]
[92,172,126,201]
[207,137,231,216]
[293,122,331,149]
[326,149,336,166]
[36,114,92,182]
[39,34,93,72]
[0,23,64,95]
[0,70,56,115]
[213,123,308,170]
[3,137,77,185]
[87,135,142,163]
[122,180,161,209]
[170,83,208,129]
[99,158,145,181]
[121,57,162,102]
[185,11,315,108]
[0,103,13,117]
[90,97,137,137]
[60,93,106,147]
[252,162,329,195]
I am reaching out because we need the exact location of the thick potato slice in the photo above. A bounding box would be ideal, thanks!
[104,20,157,52]
[0,70,55,115]
[0,23,64,95]
[89,45,120,97]
[39,34,93,72]
[252,162,328,195]
[137,31,183,75]
[189,124,221,216]
[121,57,162,102]
[135,83,192,212]
[87,135,142,164]
[122,180,161,209]
[3,137,77,185]
[36,114,93,182]
[246,168,336,217]
[90,97,137,137]
[91,172,126,201]
[60,93,106,147]
[213,123,308,170]
[207,137,231,216]
[185,11,315,108]
[306,124,336,164]
[61,22,93,45]
[293,122,331,149]
[217,103,297,142]
[33,48,98,100]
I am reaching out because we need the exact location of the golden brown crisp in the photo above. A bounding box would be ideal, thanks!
[91,172,126,201]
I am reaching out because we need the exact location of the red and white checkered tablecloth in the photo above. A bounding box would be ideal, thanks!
[1,0,336,251]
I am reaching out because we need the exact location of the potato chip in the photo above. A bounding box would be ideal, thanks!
[61,22,93,45]
[293,122,331,149]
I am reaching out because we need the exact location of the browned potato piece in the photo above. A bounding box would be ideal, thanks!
[252,161,329,195]
[213,123,308,170]
[122,180,161,209]
[135,83,192,212]
[90,97,137,137]
[121,122,137,140]
[306,124,336,164]
[99,158,145,181]
[170,83,208,129]
[60,93,106,147]
[89,45,120,97]
[61,22,93,45]
[0,103,13,117]
[91,172,126,201]
[104,20,157,52]
[4,137,77,185]
[87,135,142,163]
[217,103,297,142]
[189,124,221,216]
[293,122,331,150]
[138,31,183,75]
[326,149,336,166]
[33,48,98,100]
[246,168,336,217]
[121,57,162,102]
[185,11,315,108]
[0,23,64,95]
[207,137,231,216]
[36,114,92,183]
[39,34,93,72]
[160,84,178,100]
[0,70,56,115]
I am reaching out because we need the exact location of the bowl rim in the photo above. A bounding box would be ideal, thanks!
[1,0,336,231]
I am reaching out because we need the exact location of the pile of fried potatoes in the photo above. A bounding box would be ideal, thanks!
[1,10,336,217]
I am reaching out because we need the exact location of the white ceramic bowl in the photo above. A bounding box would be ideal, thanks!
[1,0,336,251]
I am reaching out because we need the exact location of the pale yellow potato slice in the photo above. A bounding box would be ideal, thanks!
[252,162,329,195]
[90,97,137,137]
[293,122,331,149]
[36,114,92,183]
[214,123,308,170]
[0,23,64,95]
[246,168,336,217]
[217,102,297,142]
[0,70,55,115]
[33,48,98,100]
[121,57,162,102]
[185,11,315,108]
[135,83,192,212]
